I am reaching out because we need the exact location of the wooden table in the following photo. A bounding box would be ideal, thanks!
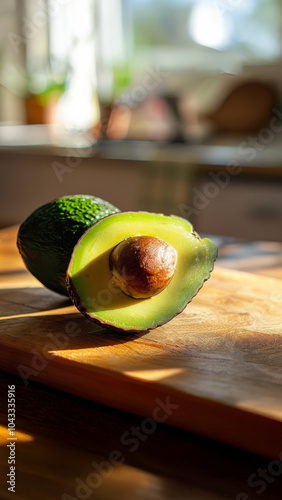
[1,226,282,500]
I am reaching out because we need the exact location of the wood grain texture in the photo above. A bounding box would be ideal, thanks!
[1,227,282,459]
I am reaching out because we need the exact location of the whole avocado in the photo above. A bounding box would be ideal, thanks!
[17,195,120,296]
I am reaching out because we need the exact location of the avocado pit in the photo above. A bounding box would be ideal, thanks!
[109,236,178,299]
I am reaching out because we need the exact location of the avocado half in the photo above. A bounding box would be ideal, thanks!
[17,195,120,296]
[66,212,217,332]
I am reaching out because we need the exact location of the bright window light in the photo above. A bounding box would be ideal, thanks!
[189,2,229,50]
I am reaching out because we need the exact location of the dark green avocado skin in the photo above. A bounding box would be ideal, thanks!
[17,195,120,296]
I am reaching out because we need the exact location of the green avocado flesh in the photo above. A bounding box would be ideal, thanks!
[17,195,120,296]
[67,212,217,331]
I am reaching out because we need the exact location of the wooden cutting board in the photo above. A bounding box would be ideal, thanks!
[1,227,282,459]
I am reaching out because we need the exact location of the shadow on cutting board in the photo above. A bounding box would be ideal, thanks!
[1,370,282,500]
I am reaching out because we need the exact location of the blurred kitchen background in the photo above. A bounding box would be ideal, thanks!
[0,0,282,241]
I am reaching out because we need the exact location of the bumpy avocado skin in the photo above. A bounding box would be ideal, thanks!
[17,195,120,296]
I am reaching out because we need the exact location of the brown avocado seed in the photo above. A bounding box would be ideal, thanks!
[109,236,177,299]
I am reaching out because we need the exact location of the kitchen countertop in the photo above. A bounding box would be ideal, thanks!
[1,125,282,173]
[0,226,282,500]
